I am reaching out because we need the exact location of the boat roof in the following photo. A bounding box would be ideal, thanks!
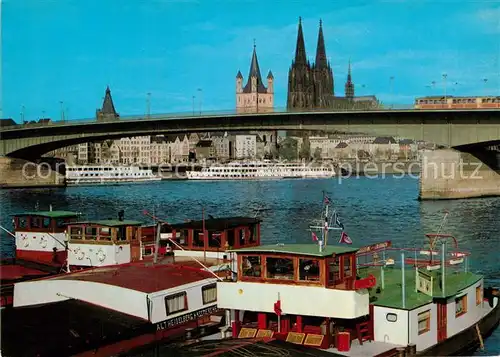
[122,338,343,357]
[229,243,358,257]
[165,217,261,231]
[12,210,80,218]
[53,262,216,293]
[68,219,143,227]
[1,299,147,357]
[366,266,482,310]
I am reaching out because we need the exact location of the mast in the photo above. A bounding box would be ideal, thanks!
[309,191,341,251]
[202,206,206,263]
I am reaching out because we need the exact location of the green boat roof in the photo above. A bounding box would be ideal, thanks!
[69,220,143,227]
[228,243,359,257]
[363,266,482,310]
[13,211,80,218]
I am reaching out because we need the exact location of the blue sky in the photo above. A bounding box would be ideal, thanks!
[1,0,499,122]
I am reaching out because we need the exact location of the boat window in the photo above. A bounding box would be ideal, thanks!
[386,313,397,322]
[31,217,41,229]
[226,229,235,248]
[193,230,204,247]
[343,255,352,277]
[242,255,261,277]
[266,257,294,280]
[177,230,188,246]
[56,218,68,228]
[116,226,127,241]
[208,231,222,248]
[455,294,467,317]
[476,286,482,306]
[42,218,51,229]
[165,292,188,315]
[70,226,83,239]
[239,229,246,246]
[130,226,138,240]
[99,227,112,240]
[328,256,341,285]
[202,283,217,304]
[249,225,257,243]
[299,259,320,281]
[85,226,98,240]
[16,217,27,229]
[417,310,430,335]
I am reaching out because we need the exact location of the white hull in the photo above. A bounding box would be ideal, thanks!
[66,165,161,186]
[66,177,162,186]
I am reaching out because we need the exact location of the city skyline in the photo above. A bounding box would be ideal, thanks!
[2,0,499,121]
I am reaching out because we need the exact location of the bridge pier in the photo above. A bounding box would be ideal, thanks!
[0,157,65,189]
[419,149,500,200]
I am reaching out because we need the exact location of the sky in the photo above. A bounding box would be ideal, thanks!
[1,0,499,122]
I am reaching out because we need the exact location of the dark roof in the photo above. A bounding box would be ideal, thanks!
[335,142,348,149]
[1,299,148,357]
[242,45,267,94]
[293,17,307,66]
[122,338,343,357]
[399,139,414,145]
[267,70,274,79]
[38,118,51,123]
[101,86,118,115]
[165,217,261,231]
[196,140,213,148]
[236,70,243,79]
[373,136,397,144]
[315,20,328,69]
[0,118,16,127]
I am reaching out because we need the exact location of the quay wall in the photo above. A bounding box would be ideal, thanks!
[419,149,500,200]
[0,157,65,189]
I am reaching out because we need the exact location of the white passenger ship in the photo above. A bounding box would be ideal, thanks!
[65,165,161,186]
[186,161,336,180]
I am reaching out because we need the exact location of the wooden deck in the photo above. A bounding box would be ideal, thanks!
[326,340,403,357]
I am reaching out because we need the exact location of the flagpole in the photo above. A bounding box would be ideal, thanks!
[202,206,206,263]
[277,292,281,333]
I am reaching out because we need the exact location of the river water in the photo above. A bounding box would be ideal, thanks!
[1,175,499,355]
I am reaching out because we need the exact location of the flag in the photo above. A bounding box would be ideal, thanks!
[335,214,345,230]
[339,231,352,244]
[274,299,282,316]
[324,195,331,205]
[312,232,318,242]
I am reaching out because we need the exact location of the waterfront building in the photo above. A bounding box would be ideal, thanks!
[235,135,257,159]
[236,43,274,114]
[287,18,379,111]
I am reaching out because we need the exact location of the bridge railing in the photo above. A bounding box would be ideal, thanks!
[0,103,454,131]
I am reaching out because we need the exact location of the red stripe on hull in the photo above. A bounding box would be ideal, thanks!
[16,250,67,266]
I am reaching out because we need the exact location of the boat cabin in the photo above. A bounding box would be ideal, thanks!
[67,218,142,267]
[141,217,262,262]
[217,243,377,349]
[11,211,80,265]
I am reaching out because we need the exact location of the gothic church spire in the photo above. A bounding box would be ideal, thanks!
[294,17,307,66]
[315,19,328,69]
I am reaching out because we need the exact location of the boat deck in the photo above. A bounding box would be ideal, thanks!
[1,299,149,357]
[0,264,51,281]
[326,340,403,356]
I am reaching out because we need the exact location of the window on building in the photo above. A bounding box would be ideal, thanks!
[242,255,261,277]
[266,257,294,280]
[476,286,482,305]
[202,283,217,304]
[299,259,320,281]
[418,310,431,335]
[165,292,188,315]
[455,294,467,317]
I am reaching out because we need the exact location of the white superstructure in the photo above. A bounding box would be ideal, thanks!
[66,165,161,185]
[186,161,336,180]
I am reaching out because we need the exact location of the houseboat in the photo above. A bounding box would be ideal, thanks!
[1,209,81,307]
[65,165,161,186]
[215,198,500,356]
[186,160,336,180]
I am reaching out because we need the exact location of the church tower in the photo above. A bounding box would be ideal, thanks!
[344,60,355,99]
[96,86,119,121]
[286,17,314,110]
[312,20,335,108]
[236,42,274,113]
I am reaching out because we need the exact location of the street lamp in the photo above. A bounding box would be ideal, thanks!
[192,95,196,116]
[146,92,151,118]
[197,88,203,115]
[21,105,25,123]
[389,76,395,109]
[442,73,448,108]
[482,78,488,96]
[60,101,65,122]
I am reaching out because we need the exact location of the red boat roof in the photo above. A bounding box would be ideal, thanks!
[54,262,216,293]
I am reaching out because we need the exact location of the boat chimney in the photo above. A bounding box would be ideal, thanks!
[49,204,53,211]
[118,210,125,221]
[319,240,324,253]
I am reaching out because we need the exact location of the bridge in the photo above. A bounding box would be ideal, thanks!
[1,108,499,200]
[1,108,499,159]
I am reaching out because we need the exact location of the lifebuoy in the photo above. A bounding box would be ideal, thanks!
[74,247,85,260]
[40,237,48,248]
[96,249,106,263]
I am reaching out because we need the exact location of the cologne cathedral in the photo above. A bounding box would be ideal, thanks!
[286,18,378,110]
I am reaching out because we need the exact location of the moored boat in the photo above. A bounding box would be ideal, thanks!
[213,196,500,356]
[65,165,161,186]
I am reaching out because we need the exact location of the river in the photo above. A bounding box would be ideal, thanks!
[1,175,499,354]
